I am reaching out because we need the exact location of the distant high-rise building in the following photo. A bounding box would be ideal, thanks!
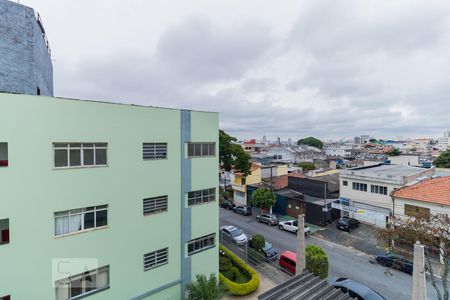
[354,136,361,144]
[277,137,281,145]
[262,135,267,143]
[444,130,450,138]
[288,138,292,145]
[0,0,53,96]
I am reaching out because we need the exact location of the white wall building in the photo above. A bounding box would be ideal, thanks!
[323,143,354,158]
[339,164,435,228]
[388,155,420,166]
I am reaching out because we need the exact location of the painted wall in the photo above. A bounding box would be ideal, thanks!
[0,93,218,299]
[393,198,450,218]
[0,0,53,96]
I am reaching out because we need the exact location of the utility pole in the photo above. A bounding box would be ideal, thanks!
[412,241,427,300]
[296,214,306,275]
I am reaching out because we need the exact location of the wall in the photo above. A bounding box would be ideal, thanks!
[393,198,450,218]
[0,0,53,96]
[0,93,218,299]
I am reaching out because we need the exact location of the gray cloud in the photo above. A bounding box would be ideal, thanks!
[27,0,450,140]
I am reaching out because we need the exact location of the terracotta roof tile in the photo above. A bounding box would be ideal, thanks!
[392,176,450,206]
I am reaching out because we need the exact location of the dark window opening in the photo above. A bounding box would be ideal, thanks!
[0,143,8,167]
[37,86,41,95]
[0,219,10,245]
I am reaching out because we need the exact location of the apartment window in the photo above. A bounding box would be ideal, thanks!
[405,204,430,219]
[1,296,10,300]
[187,188,216,206]
[55,266,109,300]
[371,185,388,195]
[187,234,215,256]
[0,142,8,167]
[143,195,168,215]
[352,182,367,192]
[143,143,167,160]
[343,180,348,186]
[241,178,246,185]
[53,143,107,168]
[0,219,9,245]
[187,143,215,157]
[55,205,108,236]
[144,247,168,271]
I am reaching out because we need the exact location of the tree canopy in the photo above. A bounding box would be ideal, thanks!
[251,188,276,210]
[296,162,316,171]
[434,150,450,168]
[297,137,323,149]
[387,148,401,156]
[219,130,251,176]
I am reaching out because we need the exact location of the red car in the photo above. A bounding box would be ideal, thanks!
[279,251,297,275]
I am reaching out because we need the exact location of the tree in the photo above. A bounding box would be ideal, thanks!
[297,137,323,149]
[434,150,450,168]
[378,214,449,300]
[219,130,251,176]
[387,148,401,156]
[305,245,329,279]
[369,138,377,143]
[186,273,228,300]
[251,188,276,212]
[250,234,265,251]
[296,162,316,171]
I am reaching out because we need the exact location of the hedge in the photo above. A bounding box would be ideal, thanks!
[219,245,260,295]
[305,245,329,279]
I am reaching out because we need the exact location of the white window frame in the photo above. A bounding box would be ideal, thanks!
[187,142,216,158]
[144,247,168,271]
[143,195,168,215]
[187,188,216,206]
[53,143,108,169]
[54,205,108,237]
[143,143,168,160]
[187,233,215,256]
[55,265,109,300]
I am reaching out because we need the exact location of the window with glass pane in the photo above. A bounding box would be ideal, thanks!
[187,142,216,157]
[187,234,215,255]
[55,266,109,300]
[187,188,216,206]
[96,209,108,227]
[55,205,108,236]
[53,143,108,168]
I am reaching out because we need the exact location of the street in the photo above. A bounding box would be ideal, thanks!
[220,208,439,300]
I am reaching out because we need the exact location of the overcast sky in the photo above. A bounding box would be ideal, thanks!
[21,0,450,140]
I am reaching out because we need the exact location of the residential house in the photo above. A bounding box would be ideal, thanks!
[338,164,435,228]
[391,176,450,219]
[0,93,218,300]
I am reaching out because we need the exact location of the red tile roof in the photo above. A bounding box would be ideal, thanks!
[392,176,450,206]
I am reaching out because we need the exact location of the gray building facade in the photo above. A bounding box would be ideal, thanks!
[0,0,53,96]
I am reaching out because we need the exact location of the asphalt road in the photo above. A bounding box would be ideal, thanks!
[220,208,439,300]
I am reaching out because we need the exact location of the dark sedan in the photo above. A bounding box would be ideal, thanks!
[375,253,413,275]
[332,278,387,300]
[220,200,235,210]
[260,241,278,260]
[256,214,279,226]
[233,205,252,216]
[336,217,359,232]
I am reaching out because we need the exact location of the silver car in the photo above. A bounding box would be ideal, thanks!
[220,225,248,245]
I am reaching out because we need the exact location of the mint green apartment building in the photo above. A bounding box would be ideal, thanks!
[0,93,219,300]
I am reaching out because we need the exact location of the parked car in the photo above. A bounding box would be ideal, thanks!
[279,250,297,275]
[332,278,387,300]
[220,200,235,210]
[278,220,310,235]
[233,205,252,216]
[260,241,279,260]
[336,217,359,232]
[256,214,279,226]
[375,253,413,275]
[220,225,248,245]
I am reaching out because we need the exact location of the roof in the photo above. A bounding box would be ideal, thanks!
[258,272,352,300]
[392,176,450,206]
[275,188,303,199]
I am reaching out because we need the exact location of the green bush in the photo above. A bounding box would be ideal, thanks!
[250,234,265,251]
[219,245,260,295]
[305,245,329,279]
[219,256,232,272]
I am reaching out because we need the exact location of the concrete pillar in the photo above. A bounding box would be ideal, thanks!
[412,241,427,300]
[296,214,306,275]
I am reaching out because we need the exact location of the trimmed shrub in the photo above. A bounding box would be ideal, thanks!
[219,256,232,272]
[219,245,260,295]
[305,245,329,279]
[250,234,265,251]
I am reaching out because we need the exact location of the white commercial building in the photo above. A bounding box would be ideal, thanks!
[323,143,354,158]
[338,164,435,228]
